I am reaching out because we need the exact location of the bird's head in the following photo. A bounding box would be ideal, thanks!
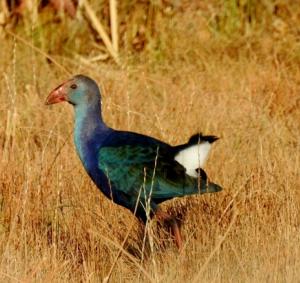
[45,75,100,107]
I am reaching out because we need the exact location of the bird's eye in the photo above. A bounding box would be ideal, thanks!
[70,84,77,89]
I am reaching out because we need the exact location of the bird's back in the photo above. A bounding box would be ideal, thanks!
[94,130,222,216]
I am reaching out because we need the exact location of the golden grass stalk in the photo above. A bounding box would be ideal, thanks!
[104,185,143,283]
[5,29,71,75]
[82,0,120,65]
[109,0,118,54]
[90,232,155,283]
[1,0,9,17]
[192,208,238,283]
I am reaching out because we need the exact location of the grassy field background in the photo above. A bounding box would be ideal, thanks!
[0,1,299,282]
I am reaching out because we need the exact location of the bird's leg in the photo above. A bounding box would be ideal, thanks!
[155,209,183,250]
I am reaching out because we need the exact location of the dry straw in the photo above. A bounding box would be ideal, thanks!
[82,0,120,65]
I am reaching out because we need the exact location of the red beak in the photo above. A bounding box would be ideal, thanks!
[45,82,68,105]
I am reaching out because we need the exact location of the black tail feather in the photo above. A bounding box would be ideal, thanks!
[195,168,207,181]
[188,133,219,144]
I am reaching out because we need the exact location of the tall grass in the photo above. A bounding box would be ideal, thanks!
[0,1,299,282]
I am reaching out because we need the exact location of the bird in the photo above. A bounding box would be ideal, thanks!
[45,75,223,249]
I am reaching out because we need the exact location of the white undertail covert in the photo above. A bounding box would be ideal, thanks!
[174,142,211,177]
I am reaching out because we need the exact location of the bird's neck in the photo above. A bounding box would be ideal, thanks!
[74,103,109,168]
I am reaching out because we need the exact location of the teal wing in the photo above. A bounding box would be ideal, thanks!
[98,145,202,203]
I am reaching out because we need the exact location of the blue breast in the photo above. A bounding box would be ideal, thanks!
[73,104,113,199]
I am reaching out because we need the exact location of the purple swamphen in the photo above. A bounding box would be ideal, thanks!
[46,75,223,249]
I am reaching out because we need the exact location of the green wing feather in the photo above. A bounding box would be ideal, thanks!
[98,145,219,204]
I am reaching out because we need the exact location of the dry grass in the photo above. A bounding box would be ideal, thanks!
[0,2,299,282]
